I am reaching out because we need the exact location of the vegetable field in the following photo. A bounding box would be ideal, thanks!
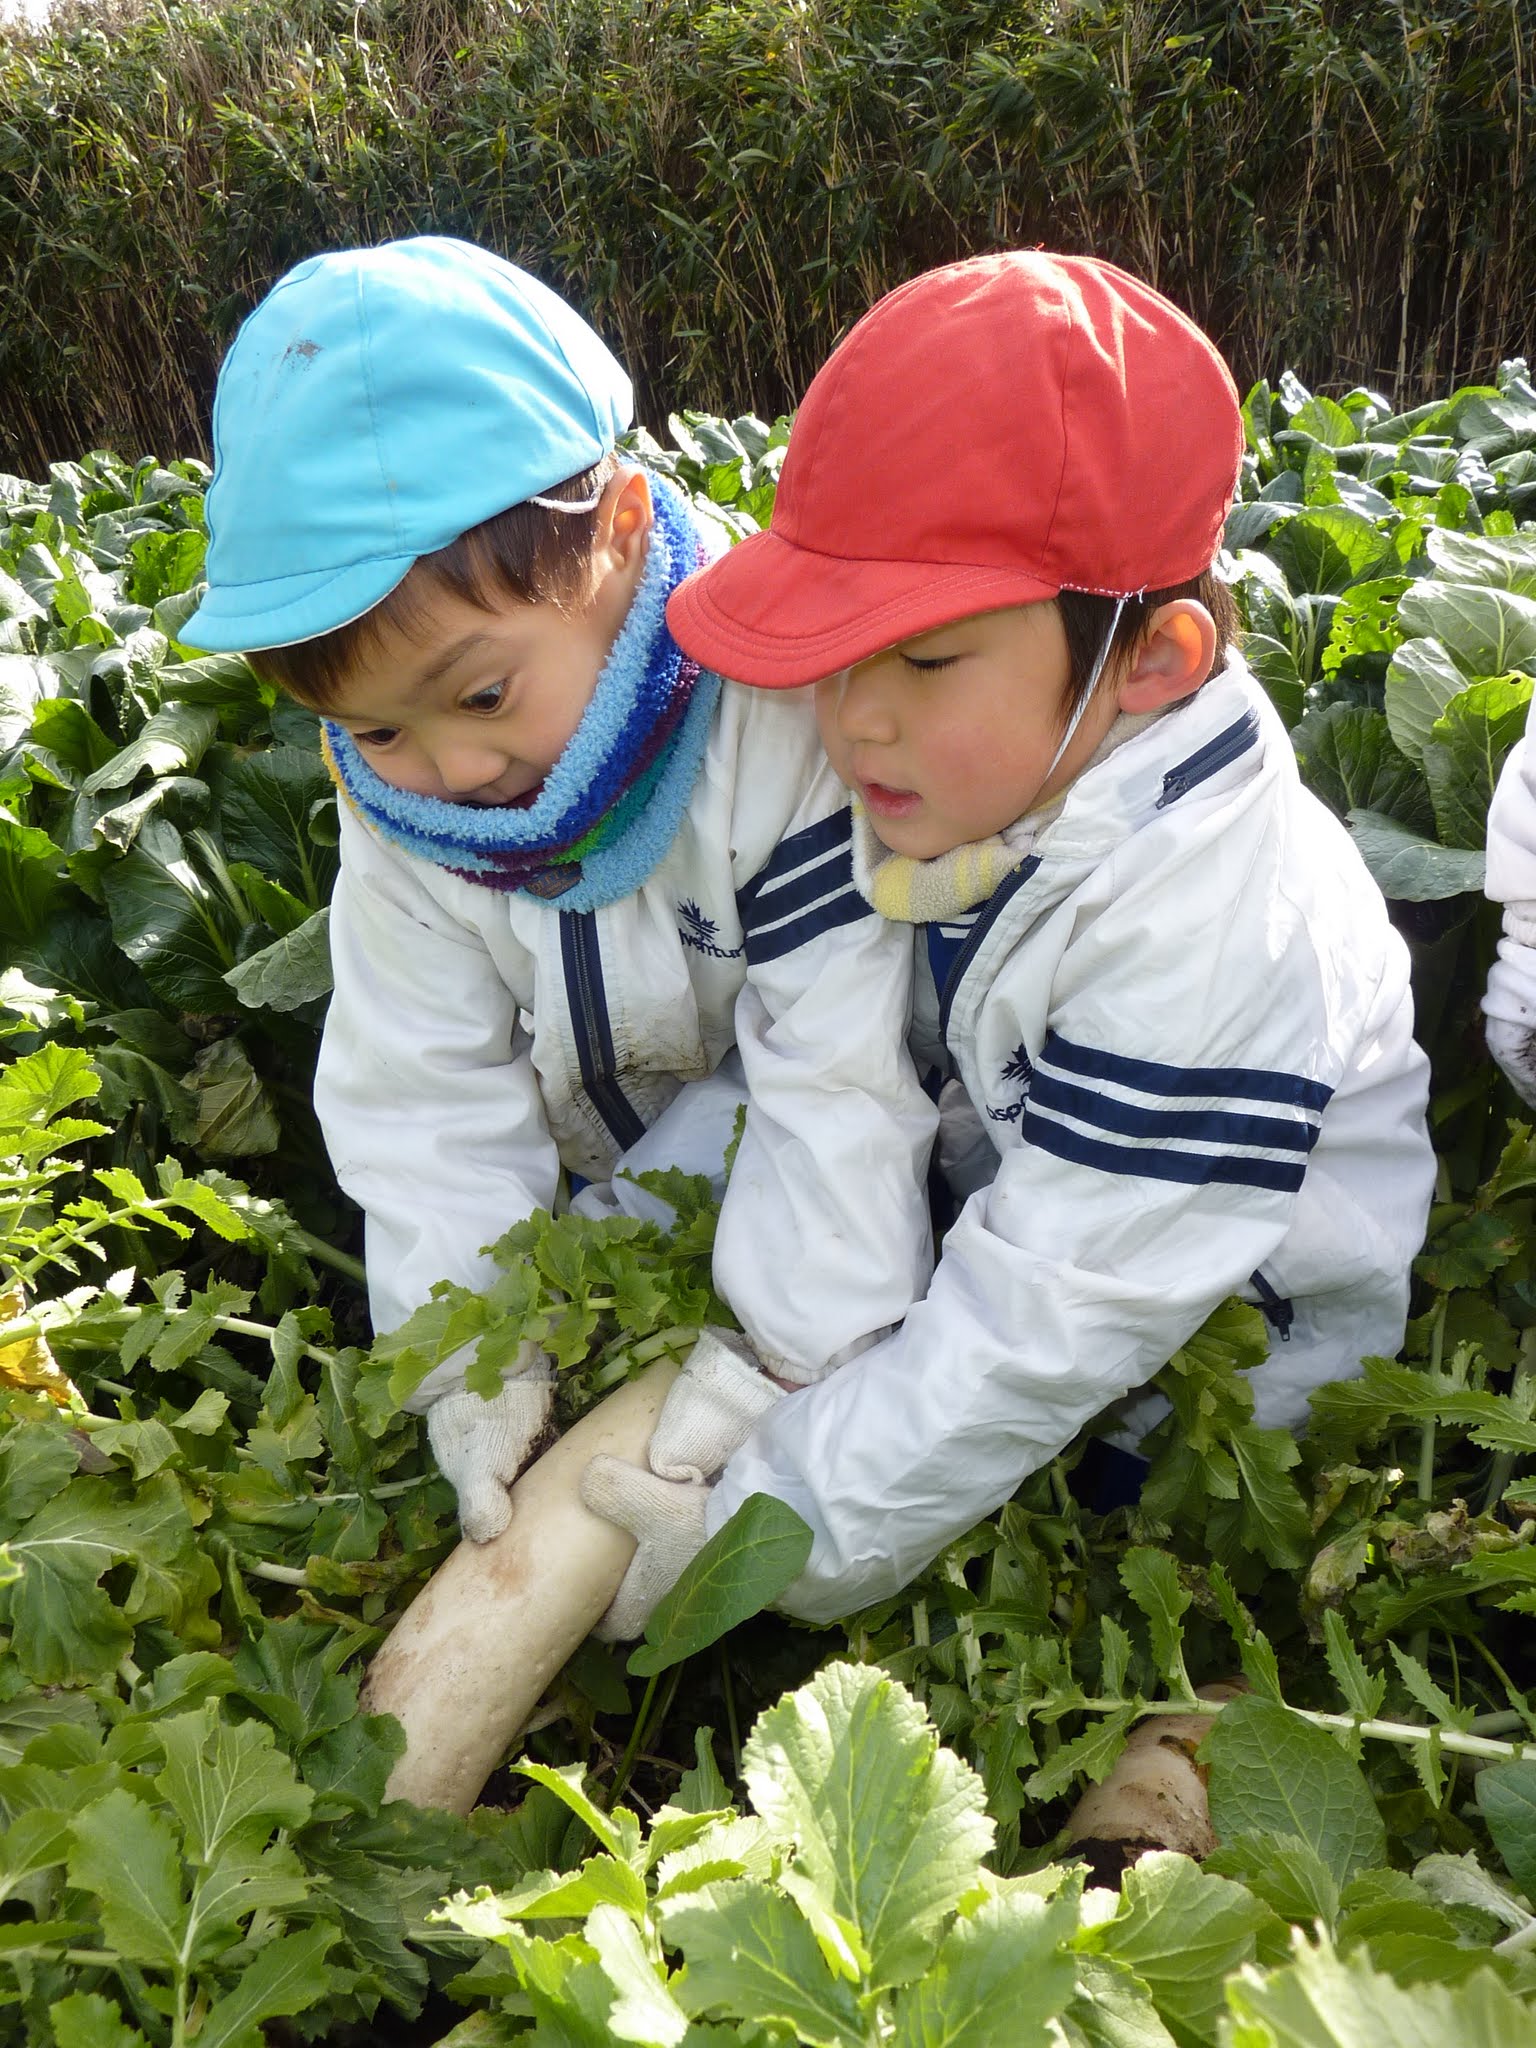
[3,363,1536,2044]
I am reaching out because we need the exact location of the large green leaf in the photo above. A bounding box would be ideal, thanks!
[47,1993,152,2048]
[223,905,333,1012]
[78,701,217,798]
[1202,1697,1386,1885]
[1421,675,1533,849]
[1264,509,1398,596]
[0,812,65,943]
[207,744,337,905]
[664,1879,865,2046]
[66,1785,186,1968]
[99,817,239,1013]
[1117,1547,1190,1690]
[185,1038,281,1157]
[1289,705,1430,833]
[630,1493,813,1678]
[585,1900,693,2046]
[1384,638,1471,768]
[1425,528,1536,597]
[1395,581,1536,680]
[889,1890,1080,2048]
[194,1923,340,2048]
[154,1704,314,1864]
[1,1471,198,1684]
[1092,1853,1273,2048]
[1344,809,1484,901]
[1475,1761,1536,1903]
[740,1661,993,1992]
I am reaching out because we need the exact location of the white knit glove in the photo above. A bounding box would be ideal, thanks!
[1484,920,1536,1109]
[406,1340,554,1544]
[579,1456,711,1641]
[647,1326,786,1484]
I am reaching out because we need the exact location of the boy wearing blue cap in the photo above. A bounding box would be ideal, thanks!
[184,237,936,1545]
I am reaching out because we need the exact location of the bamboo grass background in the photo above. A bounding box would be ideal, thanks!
[2,0,1532,475]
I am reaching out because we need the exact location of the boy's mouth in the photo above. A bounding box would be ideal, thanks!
[859,779,922,820]
[464,779,544,809]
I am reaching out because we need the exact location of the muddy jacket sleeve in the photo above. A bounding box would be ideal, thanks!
[314,806,560,1336]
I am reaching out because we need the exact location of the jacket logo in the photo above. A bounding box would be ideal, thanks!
[678,898,745,961]
[988,1043,1033,1124]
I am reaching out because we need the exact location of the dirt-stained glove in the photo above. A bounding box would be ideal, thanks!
[646,1326,786,1485]
[579,1455,711,1641]
[405,1340,553,1544]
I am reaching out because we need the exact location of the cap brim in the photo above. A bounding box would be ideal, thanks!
[666,527,1060,689]
[179,550,416,654]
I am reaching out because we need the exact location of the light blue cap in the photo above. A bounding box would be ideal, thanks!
[182,236,633,652]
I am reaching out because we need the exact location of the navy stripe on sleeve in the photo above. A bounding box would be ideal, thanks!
[1029,1070,1323,1155]
[744,887,869,965]
[738,808,873,965]
[1020,1110,1309,1193]
[1012,1029,1329,1195]
[1043,1030,1334,1113]
[736,810,853,923]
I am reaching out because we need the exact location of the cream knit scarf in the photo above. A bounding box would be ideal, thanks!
[852,711,1162,923]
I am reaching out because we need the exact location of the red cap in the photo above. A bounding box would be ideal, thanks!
[666,251,1242,689]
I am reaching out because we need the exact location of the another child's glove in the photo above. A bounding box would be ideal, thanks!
[646,1326,786,1485]
[579,1456,710,1641]
[405,1341,553,1543]
[1485,917,1536,1109]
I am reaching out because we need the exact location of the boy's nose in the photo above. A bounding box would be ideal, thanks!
[831,662,899,743]
[434,742,509,796]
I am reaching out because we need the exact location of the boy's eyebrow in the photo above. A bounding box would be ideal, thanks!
[405,632,495,697]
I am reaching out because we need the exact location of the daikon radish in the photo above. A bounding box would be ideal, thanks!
[1064,1680,1245,1884]
[362,1359,678,1814]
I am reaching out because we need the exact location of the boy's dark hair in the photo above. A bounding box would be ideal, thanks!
[247,453,620,708]
[1056,570,1240,723]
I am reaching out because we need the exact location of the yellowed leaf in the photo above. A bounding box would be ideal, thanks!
[0,1281,80,1408]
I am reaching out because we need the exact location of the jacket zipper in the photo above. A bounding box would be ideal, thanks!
[1154,709,1260,810]
[560,912,646,1151]
[938,855,1041,1047]
[1250,1267,1294,1342]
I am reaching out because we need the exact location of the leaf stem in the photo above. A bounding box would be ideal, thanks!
[245,1559,308,1586]
[720,1644,742,1782]
[1121,1692,1529,1760]
[609,1672,660,1810]
[285,1223,366,1286]
[217,1311,336,1367]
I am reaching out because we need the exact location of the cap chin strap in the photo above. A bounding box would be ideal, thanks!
[1041,595,1127,783]
[526,487,605,514]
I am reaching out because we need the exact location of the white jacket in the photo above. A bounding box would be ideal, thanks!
[711,661,1435,1619]
[315,679,937,1380]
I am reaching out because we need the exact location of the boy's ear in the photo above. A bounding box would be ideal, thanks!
[595,465,653,574]
[1115,598,1216,714]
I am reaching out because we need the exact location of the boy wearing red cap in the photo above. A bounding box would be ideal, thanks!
[584,251,1436,1629]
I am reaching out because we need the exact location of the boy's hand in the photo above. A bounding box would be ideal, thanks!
[646,1326,785,1484]
[579,1456,710,1640]
[407,1342,554,1543]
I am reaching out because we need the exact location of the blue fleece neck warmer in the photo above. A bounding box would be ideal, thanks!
[322,474,723,910]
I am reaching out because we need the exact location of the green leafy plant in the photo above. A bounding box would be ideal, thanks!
[437,1659,1536,2048]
